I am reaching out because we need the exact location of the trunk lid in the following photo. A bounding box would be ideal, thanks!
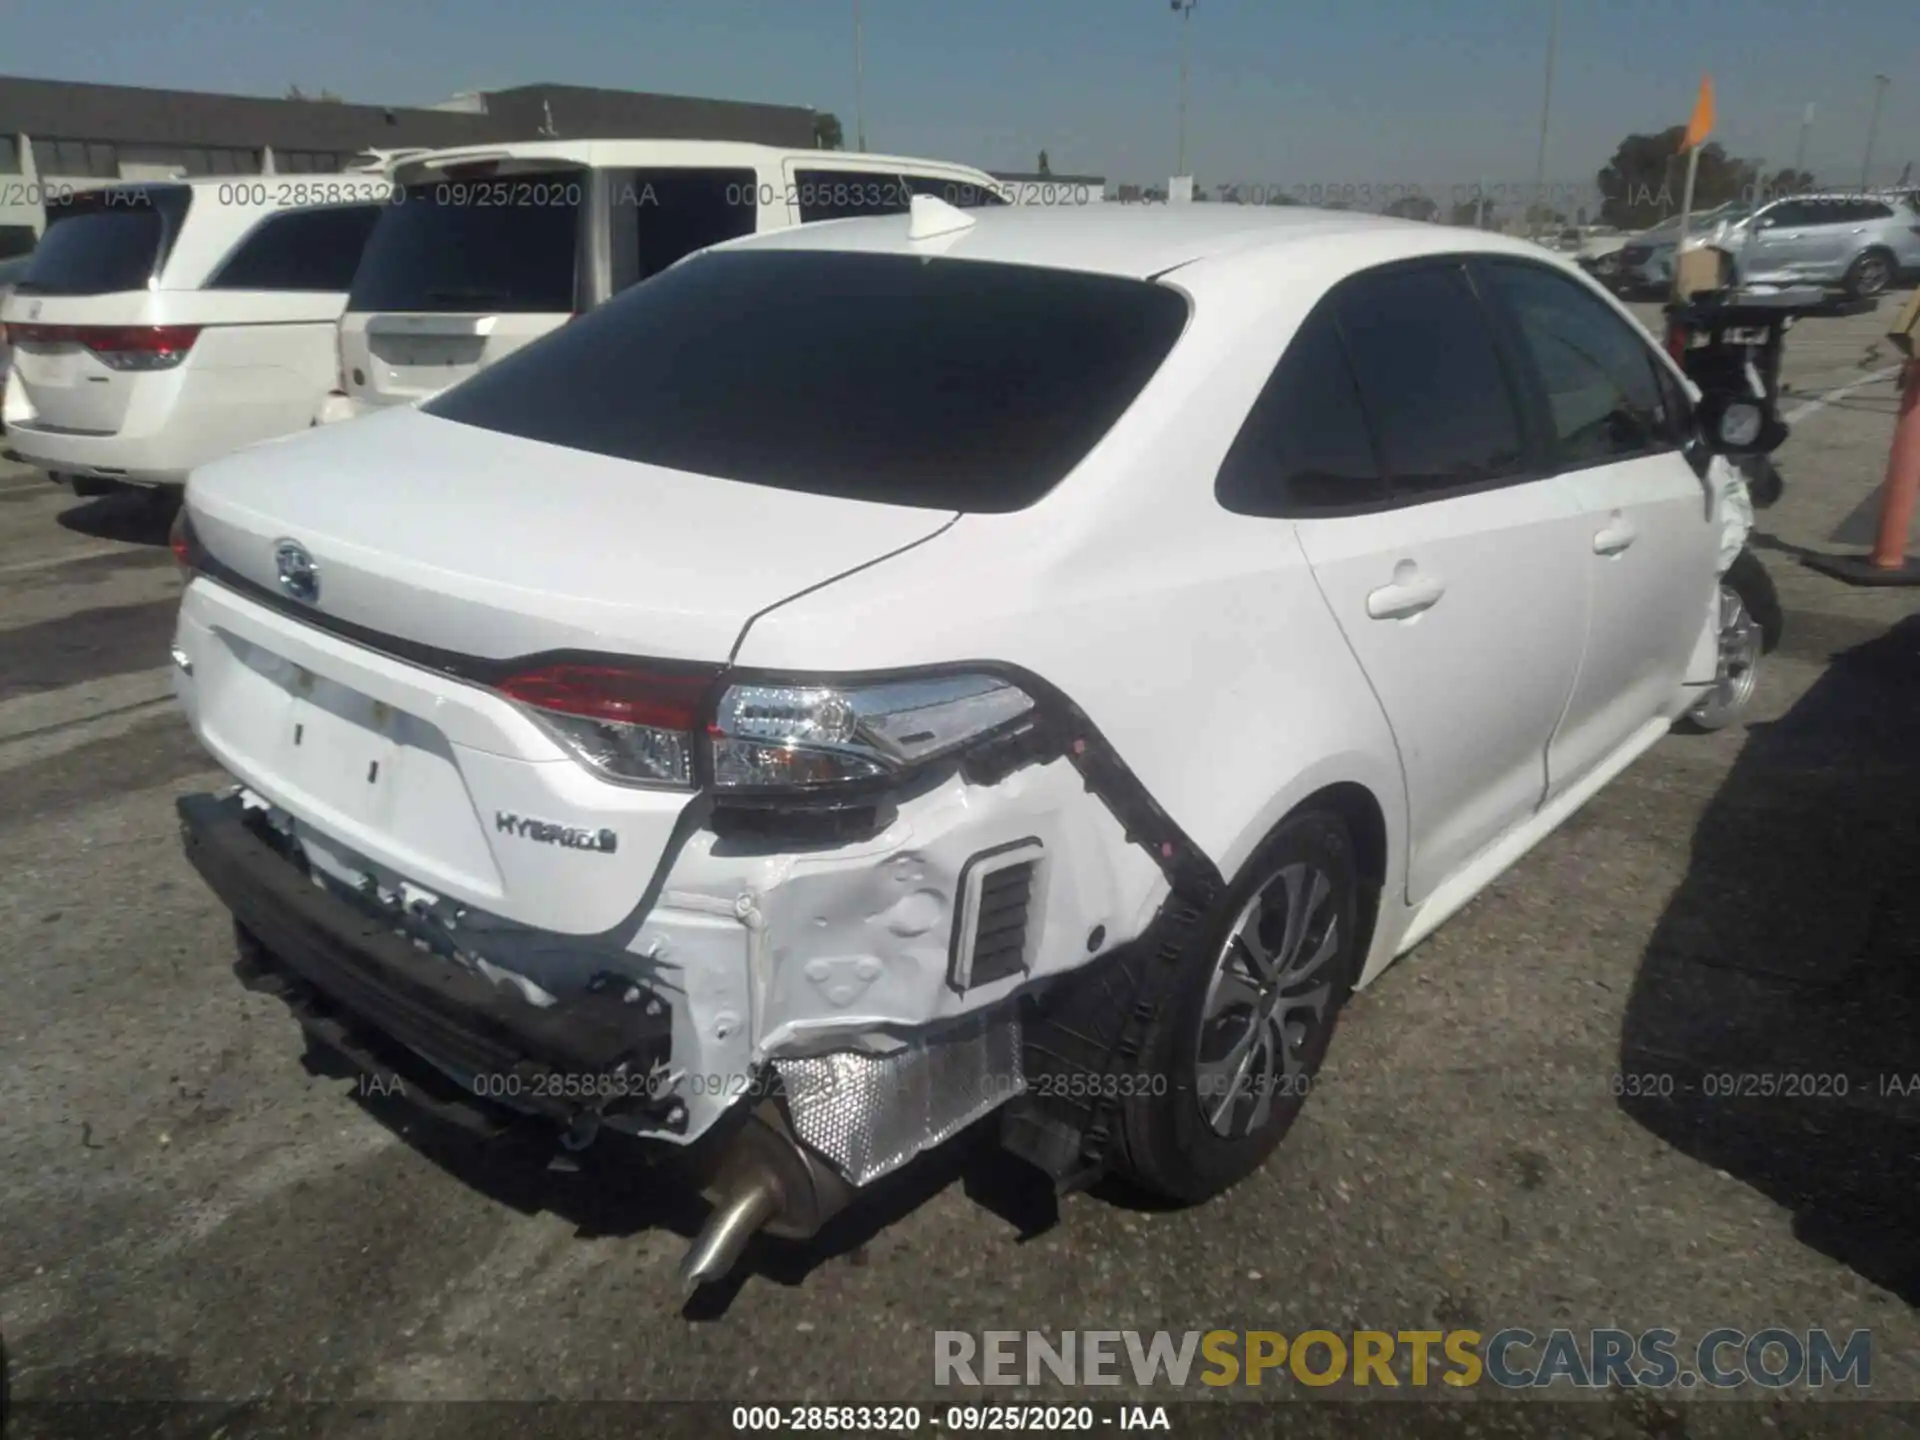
[185,404,960,663]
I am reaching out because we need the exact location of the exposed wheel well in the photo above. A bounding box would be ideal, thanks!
[1295,781,1388,970]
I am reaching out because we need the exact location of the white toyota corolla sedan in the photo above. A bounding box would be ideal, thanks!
[167,197,1770,1293]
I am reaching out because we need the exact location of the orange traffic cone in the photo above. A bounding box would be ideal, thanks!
[1806,355,1920,586]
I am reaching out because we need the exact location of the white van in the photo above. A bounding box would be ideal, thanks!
[1,178,389,491]
[328,140,1008,417]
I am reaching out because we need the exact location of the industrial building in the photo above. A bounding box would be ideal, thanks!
[0,74,821,255]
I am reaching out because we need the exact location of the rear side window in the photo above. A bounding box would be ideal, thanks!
[1216,304,1385,516]
[17,186,191,296]
[791,169,916,222]
[1481,260,1676,465]
[1334,263,1527,497]
[611,168,759,290]
[424,249,1189,512]
[207,204,384,292]
[346,170,583,314]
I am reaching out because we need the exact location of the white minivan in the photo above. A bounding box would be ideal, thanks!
[1,178,389,491]
[327,139,1008,418]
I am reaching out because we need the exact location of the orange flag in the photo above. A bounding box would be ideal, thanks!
[1682,74,1716,150]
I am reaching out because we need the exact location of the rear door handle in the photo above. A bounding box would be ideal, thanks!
[1366,574,1446,620]
[1593,517,1638,556]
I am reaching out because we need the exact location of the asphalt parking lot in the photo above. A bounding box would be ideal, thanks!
[1,295,1916,1439]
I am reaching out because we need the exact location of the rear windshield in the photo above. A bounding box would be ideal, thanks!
[422,249,1191,512]
[347,168,582,314]
[16,185,192,296]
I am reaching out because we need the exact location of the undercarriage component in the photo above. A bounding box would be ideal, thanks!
[772,1007,1024,1186]
[678,1102,856,1296]
[999,895,1208,1191]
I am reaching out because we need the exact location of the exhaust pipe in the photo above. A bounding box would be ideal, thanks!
[677,1101,855,1297]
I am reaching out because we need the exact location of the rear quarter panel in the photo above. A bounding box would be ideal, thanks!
[729,248,1411,943]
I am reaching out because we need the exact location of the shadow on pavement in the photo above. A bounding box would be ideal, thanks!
[297,1029,1060,1321]
[1618,612,1920,1303]
[54,487,178,547]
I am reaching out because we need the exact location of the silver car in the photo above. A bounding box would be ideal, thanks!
[1717,192,1920,296]
[1621,192,1920,299]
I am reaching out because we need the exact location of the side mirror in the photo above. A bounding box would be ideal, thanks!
[1695,391,1788,455]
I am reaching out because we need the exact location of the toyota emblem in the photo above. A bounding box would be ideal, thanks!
[274,540,319,604]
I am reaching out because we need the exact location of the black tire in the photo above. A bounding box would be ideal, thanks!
[1727,546,1782,655]
[1114,809,1360,1203]
[1844,249,1895,300]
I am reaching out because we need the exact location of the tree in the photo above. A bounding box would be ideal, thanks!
[1264,189,1300,206]
[1384,193,1439,221]
[1449,198,1498,228]
[812,111,845,151]
[1596,126,1759,229]
[1037,149,1051,176]
[1762,167,1815,200]
[284,85,343,102]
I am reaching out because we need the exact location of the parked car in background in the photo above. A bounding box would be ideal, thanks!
[0,253,31,418]
[320,139,1008,424]
[170,200,1773,1295]
[1712,191,1920,297]
[1615,192,1920,299]
[1,178,389,495]
[1613,203,1751,295]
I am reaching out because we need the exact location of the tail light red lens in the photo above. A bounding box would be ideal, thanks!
[495,663,718,789]
[496,664,711,730]
[9,323,201,371]
[168,508,199,573]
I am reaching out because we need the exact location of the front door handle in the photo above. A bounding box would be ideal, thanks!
[1594,516,1638,556]
[1366,571,1446,620]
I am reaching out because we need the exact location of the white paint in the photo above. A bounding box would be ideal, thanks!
[177,205,1742,1155]
[0,544,129,577]
[1784,363,1905,423]
[0,175,392,485]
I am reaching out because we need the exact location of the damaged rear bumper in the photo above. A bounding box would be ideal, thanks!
[177,790,680,1134]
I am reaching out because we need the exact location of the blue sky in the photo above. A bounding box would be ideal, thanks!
[11,0,1918,191]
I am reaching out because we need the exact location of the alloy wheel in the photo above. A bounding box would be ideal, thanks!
[1690,584,1762,728]
[1194,861,1343,1138]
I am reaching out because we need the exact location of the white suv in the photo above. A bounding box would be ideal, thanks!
[1,178,388,492]
[169,199,1772,1295]
[323,139,1009,422]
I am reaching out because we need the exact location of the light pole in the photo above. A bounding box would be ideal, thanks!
[1172,0,1197,178]
[853,0,867,152]
[1861,74,1890,192]
[1530,0,1560,236]
[1793,102,1814,180]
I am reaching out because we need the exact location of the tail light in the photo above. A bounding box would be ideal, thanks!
[168,507,203,574]
[492,662,1039,797]
[9,323,200,371]
[495,662,717,789]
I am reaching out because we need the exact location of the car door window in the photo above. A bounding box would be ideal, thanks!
[1333,263,1528,498]
[1215,303,1386,515]
[791,168,914,222]
[207,204,384,291]
[1482,260,1677,467]
[1762,201,1814,229]
[614,167,758,289]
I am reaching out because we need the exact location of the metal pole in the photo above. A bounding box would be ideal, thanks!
[853,0,867,152]
[1862,74,1890,192]
[1671,143,1701,302]
[1176,2,1193,178]
[1793,102,1813,179]
[1530,0,1559,237]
